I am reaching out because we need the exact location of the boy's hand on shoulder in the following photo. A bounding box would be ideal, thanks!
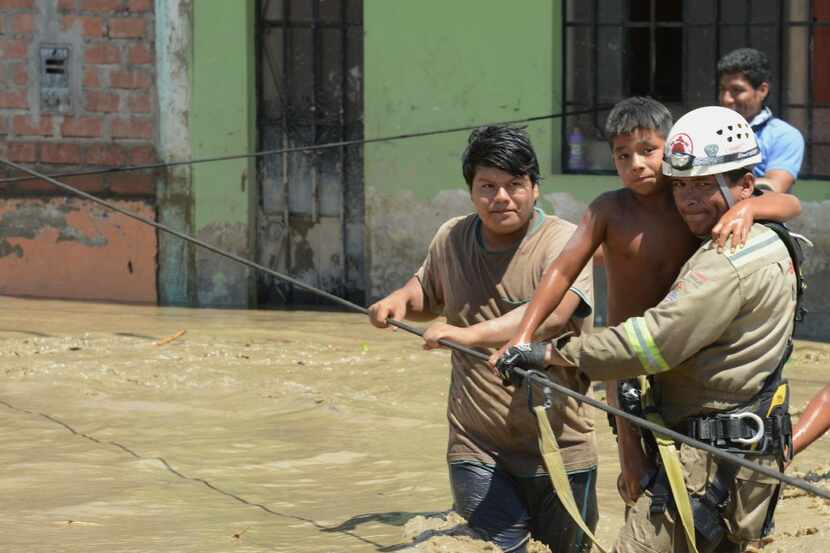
[712,199,754,253]
[422,322,473,350]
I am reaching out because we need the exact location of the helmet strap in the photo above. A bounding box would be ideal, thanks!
[715,173,735,209]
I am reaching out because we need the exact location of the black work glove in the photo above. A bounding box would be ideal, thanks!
[496,342,547,387]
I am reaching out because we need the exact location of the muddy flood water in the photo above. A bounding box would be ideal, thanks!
[0,296,828,553]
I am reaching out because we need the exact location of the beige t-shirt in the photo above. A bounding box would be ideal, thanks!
[416,209,598,475]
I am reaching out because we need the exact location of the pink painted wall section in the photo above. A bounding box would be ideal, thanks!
[0,197,156,303]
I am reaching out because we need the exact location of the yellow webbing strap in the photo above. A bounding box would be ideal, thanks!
[533,405,609,553]
[640,377,699,553]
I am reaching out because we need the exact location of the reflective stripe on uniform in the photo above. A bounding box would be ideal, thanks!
[623,317,670,374]
[727,230,784,268]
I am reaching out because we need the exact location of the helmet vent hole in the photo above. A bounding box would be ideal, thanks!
[728,125,734,131]
[727,137,733,142]
[717,129,723,135]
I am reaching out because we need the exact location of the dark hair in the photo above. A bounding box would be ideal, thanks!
[725,168,752,183]
[717,48,771,89]
[462,125,541,188]
[604,96,673,145]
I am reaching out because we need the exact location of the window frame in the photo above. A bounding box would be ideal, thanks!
[562,0,830,179]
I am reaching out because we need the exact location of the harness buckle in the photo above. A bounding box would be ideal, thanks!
[729,411,765,445]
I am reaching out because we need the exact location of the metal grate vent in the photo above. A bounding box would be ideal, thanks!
[40,45,71,113]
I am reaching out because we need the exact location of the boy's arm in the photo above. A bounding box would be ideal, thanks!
[422,291,584,349]
[793,384,830,455]
[711,189,801,252]
[755,171,795,194]
[490,197,608,363]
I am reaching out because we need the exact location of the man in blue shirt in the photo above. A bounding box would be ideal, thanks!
[718,48,805,193]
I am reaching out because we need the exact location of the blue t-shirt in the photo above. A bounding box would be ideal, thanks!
[750,107,805,179]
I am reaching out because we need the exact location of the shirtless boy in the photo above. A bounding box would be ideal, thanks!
[493,97,801,501]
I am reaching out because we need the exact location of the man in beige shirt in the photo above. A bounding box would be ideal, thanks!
[369,126,596,553]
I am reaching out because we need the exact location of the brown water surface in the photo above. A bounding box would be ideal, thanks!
[0,297,827,552]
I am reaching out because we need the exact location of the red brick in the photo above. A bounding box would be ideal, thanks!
[108,17,144,39]
[84,90,120,112]
[127,92,151,113]
[61,116,104,138]
[80,0,122,10]
[0,15,4,34]
[0,0,33,8]
[84,143,126,166]
[110,68,151,89]
[63,174,107,193]
[58,0,76,10]
[126,0,152,13]
[10,13,34,34]
[83,66,101,87]
[109,172,154,195]
[7,142,37,163]
[127,43,153,65]
[0,89,28,109]
[84,43,120,64]
[10,62,28,86]
[15,179,62,193]
[40,143,83,165]
[62,15,105,38]
[0,115,7,135]
[12,115,53,137]
[0,39,27,59]
[127,144,155,165]
[111,117,152,139]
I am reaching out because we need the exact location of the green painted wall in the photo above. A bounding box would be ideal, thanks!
[189,0,257,306]
[191,0,256,227]
[364,0,562,201]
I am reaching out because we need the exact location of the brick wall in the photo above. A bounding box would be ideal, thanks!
[0,0,157,197]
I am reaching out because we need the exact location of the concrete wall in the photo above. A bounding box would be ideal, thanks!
[154,0,193,306]
[363,0,562,300]
[0,0,158,303]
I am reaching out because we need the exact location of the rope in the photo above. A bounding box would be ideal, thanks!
[0,106,610,185]
[1,156,828,502]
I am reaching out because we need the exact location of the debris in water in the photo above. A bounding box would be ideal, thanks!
[154,330,186,347]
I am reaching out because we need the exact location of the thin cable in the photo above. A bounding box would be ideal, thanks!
[0,106,610,185]
[1,157,828,501]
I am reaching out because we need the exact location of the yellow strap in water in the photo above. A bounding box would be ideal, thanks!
[533,405,609,553]
[640,377,699,553]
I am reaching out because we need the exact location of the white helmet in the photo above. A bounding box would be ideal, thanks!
[662,106,761,206]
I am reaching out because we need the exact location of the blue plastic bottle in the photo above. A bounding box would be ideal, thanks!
[567,127,586,170]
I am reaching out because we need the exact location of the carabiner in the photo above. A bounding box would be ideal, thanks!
[730,412,765,445]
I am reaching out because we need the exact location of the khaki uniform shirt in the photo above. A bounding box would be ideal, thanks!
[557,223,797,427]
[416,208,597,476]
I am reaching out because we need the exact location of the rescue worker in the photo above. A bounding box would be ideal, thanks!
[498,106,797,553]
